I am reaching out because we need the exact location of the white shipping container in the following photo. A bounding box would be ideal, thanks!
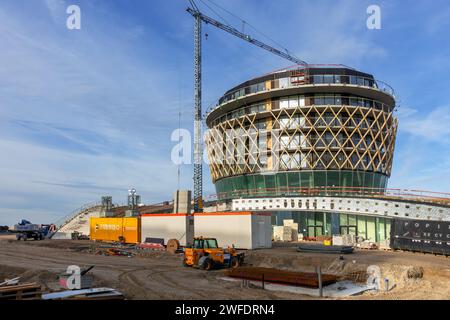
[194,212,272,249]
[141,214,194,246]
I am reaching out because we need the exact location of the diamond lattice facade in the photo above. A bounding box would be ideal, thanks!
[205,66,398,200]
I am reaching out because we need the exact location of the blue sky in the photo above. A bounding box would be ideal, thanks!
[0,0,449,225]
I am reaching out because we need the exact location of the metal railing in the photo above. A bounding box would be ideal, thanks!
[209,95,395,126]
[206,74,395,116]
[54,201,102,230]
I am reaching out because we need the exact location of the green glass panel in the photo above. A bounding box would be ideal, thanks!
[354,171,365,188]
[287,172,301,191]
[314,171,327,187]
[340,213,348,226]
[246,175,256,193]
[300,172,313,188]
[271,214,277,225]
[364,172,374,189]
[327,171,340,188]
[215,179,223,196]
[378,218,386,241]
[233,176,243,192]
[315,213,323,226]
[357,217,367,239]
[276,173,288,193]
[366,216,376,241]
[373,173,382,192]
[380,175,386,190]
[298,214,307,234]
[325,213,331,235]
[265,174,276,193]
[255,175,265,190]
[348,214,357,226]
[348,227,357,236]
[315,226,323,237]
[307,212,315,226]
[340,171,353,189]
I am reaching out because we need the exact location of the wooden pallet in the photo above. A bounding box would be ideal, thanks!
[0,283,42,300]
[356,246,378,251]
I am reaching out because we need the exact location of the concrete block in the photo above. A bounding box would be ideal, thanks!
[173,190,192,214]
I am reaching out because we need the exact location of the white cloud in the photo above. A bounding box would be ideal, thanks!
[398,105,450,142]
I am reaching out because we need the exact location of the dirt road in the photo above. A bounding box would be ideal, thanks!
[0,239,448,300]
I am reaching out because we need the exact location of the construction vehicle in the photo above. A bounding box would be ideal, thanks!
[183,237,244,270]
[11,220,56,241]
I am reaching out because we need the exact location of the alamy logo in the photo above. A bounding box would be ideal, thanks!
[66,5,81,30]
[66,265,81,289]
[367,5,382,30]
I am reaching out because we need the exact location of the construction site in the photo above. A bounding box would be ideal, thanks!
[0,1,449,301]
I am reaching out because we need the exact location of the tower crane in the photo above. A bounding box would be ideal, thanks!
[187,0,308,212]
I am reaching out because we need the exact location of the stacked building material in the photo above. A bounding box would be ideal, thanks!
[282,226,292,241]
[272,226,284,241]
[227,267,337,288]
[283,219,299,242]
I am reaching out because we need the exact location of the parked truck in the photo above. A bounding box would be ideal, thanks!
[11,220,56,241]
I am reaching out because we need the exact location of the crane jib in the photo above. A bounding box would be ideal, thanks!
[186,7,307,66]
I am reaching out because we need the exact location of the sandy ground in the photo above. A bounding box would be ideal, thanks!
[0,237,449,300]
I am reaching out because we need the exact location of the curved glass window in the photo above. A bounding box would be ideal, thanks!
[215,171,388,200]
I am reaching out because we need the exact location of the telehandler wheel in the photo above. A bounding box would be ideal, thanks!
[200,258,213,271]
[230,257,240,269]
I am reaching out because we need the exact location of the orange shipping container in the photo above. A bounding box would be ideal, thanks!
[90,217,141,243]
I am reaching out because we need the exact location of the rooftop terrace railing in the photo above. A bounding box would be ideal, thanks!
[206,74,395,117]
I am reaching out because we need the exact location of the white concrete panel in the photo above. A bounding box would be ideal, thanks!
[232,197,450,222]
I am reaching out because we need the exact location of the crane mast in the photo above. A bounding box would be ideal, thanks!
[187,2,308,212]
[193,12,203,212]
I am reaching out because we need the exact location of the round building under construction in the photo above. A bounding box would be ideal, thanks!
[205,65,398,200]
[204,65,400,241]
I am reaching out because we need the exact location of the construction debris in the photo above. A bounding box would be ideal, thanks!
[95,247,135,257]
[357,241,378,250]
[227,266,338,288]
[0,277,20,287]
[407,266,424,279]
[42,287,124,300]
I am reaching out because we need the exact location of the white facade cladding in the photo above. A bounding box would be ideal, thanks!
[194,212,272,249]
[141,214,194,246]
[232,197,450,222]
